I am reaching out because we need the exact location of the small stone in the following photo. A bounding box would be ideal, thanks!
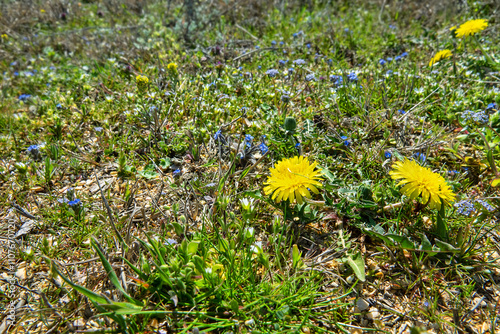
[366,308,380,320]
[74,318,85,329]
[16,267,26,280]
[473,297,487,308]
[356,298,370,311]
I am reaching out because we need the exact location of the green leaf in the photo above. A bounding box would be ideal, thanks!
[491,178,500,187]
[346,251,365,282]
[318,166,336,183]
[159,157,172,169]
[386,234,416,249]
[92,238,143,306]
[434,239,460,253]
[49,258,110,305]
[420,233,438,256]
[291,244,302,269]
[187,241,199,255]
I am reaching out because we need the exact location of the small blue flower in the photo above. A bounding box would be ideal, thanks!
[259,142,269,154]
[347,72,358,82]
[68,199,82,207]
[271,40,277,46]
[486,102,497,110]
[387,57,393,62]
[384,151,392,159]
[288,67,294,73]
[454,200,475,216]
[305,73,316,81]
[257,65,262,70]
[475,199,495,212]
[293,33,298,38]
[386,70,393,75]
[295,142,301,148]
[472,111,489,124]
[94,127,103,132]
[280,41,284,46]
[165,238,178,245]
[398,109,406,114]
[56,103,62,109]
[293,59,306,66]
[27,144,39,152]
[281,94,290,103]
[400,52,408,57]
[379,59,387,66]
[214,130,222,140]
[18,94,31,101]
[14,72,19,76]
[245,134,254,143]
[389,24,396,30]
[306,43,311,49]
[255,45,260,49]
[413,152,426,163]
[330,75,343,86]
[343,140,350,147]
[57,198,69,204]
[327,59,333,64]
[278,60,287,66]
[173,169,181,176]
[266,69,279,78]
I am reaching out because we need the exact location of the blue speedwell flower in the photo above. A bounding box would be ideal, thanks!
[384,151,392,159]
[413,152,426,163]
[475,199,495,212]
[173,169,181,176]
[454,200,475,216]
[245,134,254,142]
[18,94,31,101]
[293,59,306,66]
[27,144,42,160]
[347,72,358,82]
[214,130,222,140]
[259,142,269,154]
[266,69,279,78]
[305,74,316,81]
[330,75,343,87]
[68,199,81,207]
[486,102,497,110]
[379,59,387,66]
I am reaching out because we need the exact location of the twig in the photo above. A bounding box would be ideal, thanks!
[235,24,259,41]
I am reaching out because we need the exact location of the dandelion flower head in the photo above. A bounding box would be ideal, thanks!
[455,19,488,38]
[429,50,452,67]
[136,75,149,91]
[264,156,323,204]
[167,62,178,72]
[389,159,455,210]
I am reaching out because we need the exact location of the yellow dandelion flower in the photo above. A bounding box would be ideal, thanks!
[455,19,488,38]
[167,62,178,73]
[263,156,323,205]
[429,49,452,67]
[136,75,149,91]
[389,159,455,210]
